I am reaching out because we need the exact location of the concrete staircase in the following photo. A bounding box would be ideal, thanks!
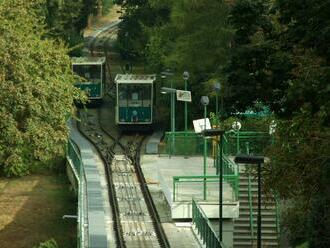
[233,168,279,247]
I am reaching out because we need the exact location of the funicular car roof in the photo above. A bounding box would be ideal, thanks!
[115,74,156,84]
[72,57,106,65]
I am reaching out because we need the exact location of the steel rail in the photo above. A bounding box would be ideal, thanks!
[76,111,126,248]
[132,136,171,248]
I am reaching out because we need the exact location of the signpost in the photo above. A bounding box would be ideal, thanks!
[176,90,192,102]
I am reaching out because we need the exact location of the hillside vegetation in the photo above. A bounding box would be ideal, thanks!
[115,1,330,246]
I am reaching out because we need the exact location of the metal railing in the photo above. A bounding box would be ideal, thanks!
[223,130,271,156]
[173,175,239,202]
[161,130,271,158]
[67,140,88,248]
[192,199,225,247]
[247,174,255,243]
[275,194,281,244]
[162,131,212,157]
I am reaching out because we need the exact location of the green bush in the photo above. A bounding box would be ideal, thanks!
[34,239,58,248]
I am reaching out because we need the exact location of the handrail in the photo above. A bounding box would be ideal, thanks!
[247,174,255,244]
[67,140,87,248]
[192,199,226,247]
[275,194,281,244]
[173,175,239,202]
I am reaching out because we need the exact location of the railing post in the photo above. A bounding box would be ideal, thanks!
[248,174,255,243]
[173,177,176,202]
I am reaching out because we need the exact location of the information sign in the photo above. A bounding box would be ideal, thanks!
[193,118,211,133]
[176,90,192,102]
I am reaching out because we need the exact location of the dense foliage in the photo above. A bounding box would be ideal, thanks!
[116,0,330,246]
[0,0,85,177]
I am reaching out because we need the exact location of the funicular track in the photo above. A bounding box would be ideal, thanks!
[78,18,169,248]
[77,108,170,248]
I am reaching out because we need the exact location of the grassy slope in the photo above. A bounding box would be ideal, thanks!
[0,174,76,248]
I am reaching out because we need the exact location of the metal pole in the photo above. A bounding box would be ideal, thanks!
[172,92,176,156]
[221,91,224,118]
[257,163,262,248]
[219,133,223,241]
[216,92,219,120]
[184,79,188,132]
[237,130,240,153]
[184,79,188,158]
[203,105,207,200]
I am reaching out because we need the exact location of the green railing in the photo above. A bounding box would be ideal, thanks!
[173,175,239,202]
[275,194,281,244]
[192,199,225,247]
[247,174,255,243]
[67,140,82,177]
[223,130,271,156]
[67,140,87,248]
[162,131,212,157]
[161,130,271,158]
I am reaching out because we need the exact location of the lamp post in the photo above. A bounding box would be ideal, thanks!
[232,121,242,153]
[214,82,221,120]
[202,128,225,242]
[234,154,265,248]
[201,96,209,200]
[161,87,177,157]
[161,69,175,127]
[183,71,190,132]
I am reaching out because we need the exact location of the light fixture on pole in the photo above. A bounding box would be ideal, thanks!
[202,128,225,242]
[201,96,209,200]
[232,121,242,153]
[183,71,190,132]
[234,154,265,248]
[214,82,221,120]
[161,87,177,157]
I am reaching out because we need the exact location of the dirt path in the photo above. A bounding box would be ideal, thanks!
[0,174,76,248]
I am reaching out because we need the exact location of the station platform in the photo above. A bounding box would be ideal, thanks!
[68,121,115,248]
[140,155,239,219]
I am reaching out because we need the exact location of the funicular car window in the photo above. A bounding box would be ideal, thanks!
[73,64,101,83]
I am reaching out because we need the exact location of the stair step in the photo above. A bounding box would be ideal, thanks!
[234,222,277,228]
[234,239,278,244]
[238,199,276,205]
[239,204,276,210]
[234,235,278,240]
[234,229,278,234]
[235,217,277,222]
[238,210,276,216]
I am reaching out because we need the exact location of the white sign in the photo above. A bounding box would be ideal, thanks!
[193,118,211,133]
[176,90,192,102]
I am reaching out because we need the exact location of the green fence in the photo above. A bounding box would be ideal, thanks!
[223,130,271,156]
[67,140,87,248]
[173,175,239,202]
[192,199,225,247]
[162,131,212,157]
[161,130,271,158]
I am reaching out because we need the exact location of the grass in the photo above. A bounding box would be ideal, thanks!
[0,173,76,248]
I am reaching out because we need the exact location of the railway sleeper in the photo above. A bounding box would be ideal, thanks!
[124,231,156,237]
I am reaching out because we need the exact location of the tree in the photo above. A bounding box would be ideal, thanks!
[0,0,85,177]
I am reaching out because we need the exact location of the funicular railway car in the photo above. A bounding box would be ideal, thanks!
[72,57,106,104]
[115,74,156,130]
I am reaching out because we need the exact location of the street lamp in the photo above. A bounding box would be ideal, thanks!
[161,87,177,157]
[161,69,175,127]
[202,128,225,242]
[214,82,221,121]
[232,121,242,153]
[183,71,190,132]
[234,154,265,248]
[201,96,209,200]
